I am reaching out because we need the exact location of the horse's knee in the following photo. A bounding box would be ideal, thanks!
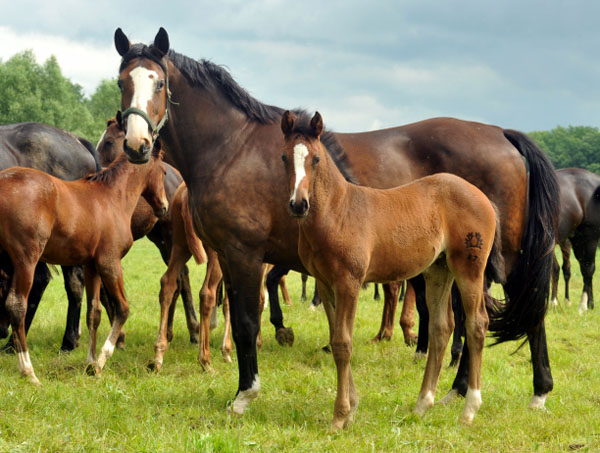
[331,339,352,362]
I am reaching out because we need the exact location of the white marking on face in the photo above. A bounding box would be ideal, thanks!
[291,143,309,201]
[231,375,260,414]
[126,66,160,144]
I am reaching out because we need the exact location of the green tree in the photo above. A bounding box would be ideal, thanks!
[85,78,121,142]
[530,126,600,173]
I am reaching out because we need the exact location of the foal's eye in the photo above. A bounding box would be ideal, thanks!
[313,155,320,165]
[281,154,287,163]
[156,80,165,91]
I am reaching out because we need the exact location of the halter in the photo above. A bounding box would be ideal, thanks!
[121,56,175,142]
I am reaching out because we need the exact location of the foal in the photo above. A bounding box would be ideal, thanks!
[0,147,167,383]
[281,111,504,431]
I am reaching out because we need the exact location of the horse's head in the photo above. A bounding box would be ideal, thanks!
[114,27,170,164]
[280,110,324,218]
[142,144,169,218]
[96,112,126,167]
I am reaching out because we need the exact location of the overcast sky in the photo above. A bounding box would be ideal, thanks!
[2,1,600,133]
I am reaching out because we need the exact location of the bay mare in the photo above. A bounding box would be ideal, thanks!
[0,122,101,352]
[114,27,559,414]
[281,110,503,430]
[0,148,167,383]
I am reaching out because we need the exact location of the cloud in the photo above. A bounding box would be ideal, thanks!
[0,26,120,96]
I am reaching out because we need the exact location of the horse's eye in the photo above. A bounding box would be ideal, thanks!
[281,154,287,163]
[156,80,165,91]
[313,155,320,165]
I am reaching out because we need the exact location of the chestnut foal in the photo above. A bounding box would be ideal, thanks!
[281,111,504,431]
[0,147,167,383]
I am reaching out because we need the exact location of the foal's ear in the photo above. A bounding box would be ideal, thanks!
[281,110,296,137]
[115,111,123,129]
[153,27,170,57]
[310,111,324,138]
[114,28,131,56]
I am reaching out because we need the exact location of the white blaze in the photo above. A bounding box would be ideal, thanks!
[126,66,159,144]
[291,143,309,201]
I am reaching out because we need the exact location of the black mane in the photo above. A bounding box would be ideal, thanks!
[119,44,356,183]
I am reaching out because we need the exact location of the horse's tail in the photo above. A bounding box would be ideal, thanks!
[593,185,600,202]
[77,136,102,172]
[488,129,560,344]
[181,190,207,265]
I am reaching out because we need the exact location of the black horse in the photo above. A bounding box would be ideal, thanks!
[0,122,101,351]
[551,168,600,313]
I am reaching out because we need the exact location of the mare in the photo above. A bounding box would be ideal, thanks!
[550,168,600,313]
[0,122,101,352]
[281,111,503,429]
[0,146,167,383]
[113,28,559,414]
[97,115,200,343]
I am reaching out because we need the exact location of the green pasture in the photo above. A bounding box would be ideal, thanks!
[0,239,599,452]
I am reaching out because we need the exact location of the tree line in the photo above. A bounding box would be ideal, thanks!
[1,50,599,173]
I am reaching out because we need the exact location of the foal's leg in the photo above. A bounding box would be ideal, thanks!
[93,261,130,373]
[414,267,454,417]
[455,279,488,424]
[370,282,401,343]
[329,279,361,432]
[220,288,232,363]
[61,265,85,351]
[84,264,102,372]
[198,248,224,369]
[151,241,192,371]
[279,274,292,306]
[7,261,39,384]
[399,281,418,346]
[301,273,308,301]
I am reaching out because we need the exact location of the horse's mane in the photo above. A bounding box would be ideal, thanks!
[85,144,161,184]
[119,44,356,183]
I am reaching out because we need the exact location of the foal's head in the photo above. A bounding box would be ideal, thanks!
[280,110,324,217]
[142,144,169,218]
[96,112,125,167]
[115,27,170,164]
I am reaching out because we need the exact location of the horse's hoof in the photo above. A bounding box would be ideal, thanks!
[437,388,460,405]
[199,358,214,373]
[116,332,126,350]
[275,327,294,346]
[85,363,100,376]
[221,350,232,363]
[413,351,427,362]
[528,393,548,410]
[404,334,418,347]
[166,330,174,343]
[190,334,199,344]
[449,353,461,368]
[147,360,162,373]
[26,374,41,386]
[322,344,331,353]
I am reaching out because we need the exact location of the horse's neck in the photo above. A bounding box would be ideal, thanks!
[111,162,151,215]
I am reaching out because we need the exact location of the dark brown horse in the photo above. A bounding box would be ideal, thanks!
[0,148,167,383]
[550,167,600,313]
[96,115,200,344]
[113,28,558,414]
[282,110,503,430]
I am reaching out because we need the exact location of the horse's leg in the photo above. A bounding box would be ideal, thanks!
[370,282,401,343]
[151,243,191,372]
[61,265,84,352]
[412,275,429,360]
[455,278,488,424]
[279,274,292,306]
[414,266,454,418]
[449,285,464,367]
[222,250,263,416]
[265,265,294,346]
[550,251,560,307]
[7,260,39,384]
[373,283,380,301]
[93,261,130,374]
[198,249,223,369]
[310,282,321,308]
[561,240,572,305]
[84,264,102,374]
[221,287,232,363]
[301,273,308,301]
[527,321,553,408]
[329,279,361,432]
[178,265,200,343]
[399,281,418,346]
[572,235,597,313]
[99,287,126,349]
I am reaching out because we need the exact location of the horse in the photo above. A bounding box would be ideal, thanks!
[0,146,167,383]
[0,121,101,352]
[550,167,600,313]
[96,114,200,344]
[113,27,559,414]
[282,110,503,429]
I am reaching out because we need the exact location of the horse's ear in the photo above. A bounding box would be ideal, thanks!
[281,110,295,137]
[116,111,123,129]
[114,28,131,56]
[310,112,324,138]
[153,27,170,57]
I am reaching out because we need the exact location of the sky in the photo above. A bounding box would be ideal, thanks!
[2,0,600,133]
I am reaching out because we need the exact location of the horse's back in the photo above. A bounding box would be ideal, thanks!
[557,168,600,238]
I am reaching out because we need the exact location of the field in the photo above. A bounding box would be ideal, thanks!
[0,238,599,452]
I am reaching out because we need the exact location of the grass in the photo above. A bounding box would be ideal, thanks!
[0,239,599,452]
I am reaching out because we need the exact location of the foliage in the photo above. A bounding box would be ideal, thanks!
[0,239,599,451]
[530,126,600,173]
[0,50,120,143]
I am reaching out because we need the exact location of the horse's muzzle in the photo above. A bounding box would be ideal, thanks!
[154,205,168,219]
[124,140,152,164]
[289,199,309,217]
